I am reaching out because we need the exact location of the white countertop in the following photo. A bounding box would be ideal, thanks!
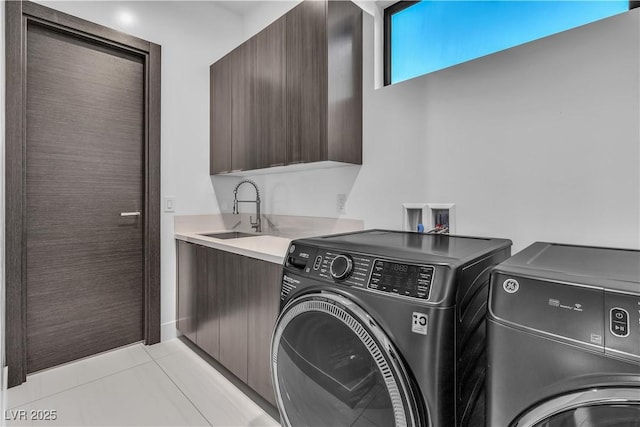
[174,214,364,265]
[175,231,291,264]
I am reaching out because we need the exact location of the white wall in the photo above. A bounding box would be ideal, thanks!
[217,5,640,254]
[34,0,245,339]
[242,0,299,39]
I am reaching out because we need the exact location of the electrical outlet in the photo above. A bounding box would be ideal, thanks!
[164,197,175,213]
[337,194,347,214]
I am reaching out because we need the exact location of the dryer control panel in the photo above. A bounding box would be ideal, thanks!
[285,244,435,301]
[490,273,640,361]
[605,291,639,359]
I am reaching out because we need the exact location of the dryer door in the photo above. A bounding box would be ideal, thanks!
[514,388,640,427]
[271,292,422,427]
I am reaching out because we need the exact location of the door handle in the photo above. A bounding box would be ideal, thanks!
[120,211,142,217]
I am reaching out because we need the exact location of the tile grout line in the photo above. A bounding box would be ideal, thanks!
[7,352,154,411]
[149,359,213,427]
[141,342,280,427]
[143,346,213,427]
[139,343,182,363]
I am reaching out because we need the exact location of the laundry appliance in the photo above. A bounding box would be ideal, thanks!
[487,242,640,426]
[271,230,512,426]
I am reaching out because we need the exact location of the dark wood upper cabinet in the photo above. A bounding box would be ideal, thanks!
[210,56,232,174]
[209,0,362,175]
[286,0,363,166]
[326,0,363,165]
[256,15,287,169]
[231,38,257,172]
[286,0,328,164]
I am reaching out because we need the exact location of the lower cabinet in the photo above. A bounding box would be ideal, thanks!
[247,259,281,406]
[177,241,197,343]
[196,247,219,358]
[218,250,249,382]
[176,240,282,406]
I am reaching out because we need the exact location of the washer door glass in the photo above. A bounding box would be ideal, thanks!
[515,388,640,427]
[272,293,418,427]
[533,404,640,427]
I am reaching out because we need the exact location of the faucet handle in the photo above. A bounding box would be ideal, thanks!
[249,216,262,232]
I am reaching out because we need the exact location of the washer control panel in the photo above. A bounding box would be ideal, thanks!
[368,260,434,300]
[313,250,372,289]
[304,249,434,301]
[329,255,353,280]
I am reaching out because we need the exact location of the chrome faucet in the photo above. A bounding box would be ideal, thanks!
[232,179,262,233]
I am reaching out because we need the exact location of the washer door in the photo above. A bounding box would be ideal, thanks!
[514,388,640,427]
[271,292,422,427]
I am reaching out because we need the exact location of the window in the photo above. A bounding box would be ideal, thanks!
[384,1,637,85]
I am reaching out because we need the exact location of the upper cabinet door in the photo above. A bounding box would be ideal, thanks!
[231,38,257,172]
[327,0,363,165]
[210,57,232,174]
[286,0,328,164]
[255,16,287,169]
[209,0,362,175]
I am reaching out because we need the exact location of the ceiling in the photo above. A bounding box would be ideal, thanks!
[214,0,399,17]
[214,1,268,16]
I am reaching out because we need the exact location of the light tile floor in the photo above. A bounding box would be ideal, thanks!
[4,339,280,427]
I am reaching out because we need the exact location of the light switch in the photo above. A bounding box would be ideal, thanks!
[164,197,175,213]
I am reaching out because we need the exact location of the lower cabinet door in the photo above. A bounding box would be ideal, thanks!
[179,243,282,405]
[247,258,282,405]
[218,250,249,382]
[177,241,197,342]
[196,246,219,358]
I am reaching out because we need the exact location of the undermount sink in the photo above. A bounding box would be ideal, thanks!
[199,231,257,240]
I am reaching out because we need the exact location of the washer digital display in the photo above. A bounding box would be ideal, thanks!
[368,260,434,300]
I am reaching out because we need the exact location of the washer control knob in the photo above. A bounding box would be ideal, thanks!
[330,255,353,281]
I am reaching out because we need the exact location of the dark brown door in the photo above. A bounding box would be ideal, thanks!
[25,22,145,373]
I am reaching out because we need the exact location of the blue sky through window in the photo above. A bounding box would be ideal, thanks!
[390,1,630,84]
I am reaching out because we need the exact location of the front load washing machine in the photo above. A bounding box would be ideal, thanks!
[270,230,511,427]
[487,242,640,427]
